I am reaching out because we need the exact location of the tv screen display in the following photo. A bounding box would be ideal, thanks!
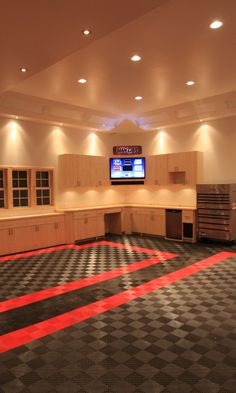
[110,157,145,180]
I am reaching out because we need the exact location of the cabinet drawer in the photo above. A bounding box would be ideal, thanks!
[182,210,195,223]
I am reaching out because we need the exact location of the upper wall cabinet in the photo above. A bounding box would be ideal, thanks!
[168,151,201,185]
[147,151,202,186]
[58,154,109,188]
[146,154,169,185]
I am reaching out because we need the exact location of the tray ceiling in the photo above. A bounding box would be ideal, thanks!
[0,0,236,131]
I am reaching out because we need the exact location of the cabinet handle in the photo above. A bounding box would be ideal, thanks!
[8,228,13,236]
[35,225,39,232]
[84,218,88,224]
[54,223,59,229]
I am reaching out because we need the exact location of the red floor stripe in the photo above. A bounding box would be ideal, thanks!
[1,251,235,353]
[0,251,176,312]
[99,240,164,255]
[0,241,108,263]
[0,240,160,264]
[0,244,74,263]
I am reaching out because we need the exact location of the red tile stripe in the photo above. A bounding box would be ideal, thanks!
[0,239,161,264]
[1,251,235,353]
[0,252,176,312]
[99,240,165,255]
[0,241,105,263]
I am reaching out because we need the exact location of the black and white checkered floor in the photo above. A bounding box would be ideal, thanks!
[0,235,236,393]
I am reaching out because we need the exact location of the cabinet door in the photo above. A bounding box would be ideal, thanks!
[90,156,109,187]
[36,221,65,249]
[185,152,198,185]
[168,152,186,172]
[146,155,168,185]
[156,155,169,185]
[130,208,143,232]
[0,228,14,255]
[146,156,156,185]
[76,155,91,187]
[74,211,104,241]
[11,225,36,253]
[74,215,86,240]
[156,209,165,236]
[141,209,165,236]
[58,154,77,188]
[168,152,199,185]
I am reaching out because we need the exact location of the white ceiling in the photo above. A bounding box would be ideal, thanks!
[0,0,236,131]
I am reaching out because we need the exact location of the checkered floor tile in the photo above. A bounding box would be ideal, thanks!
[0,234,236,393]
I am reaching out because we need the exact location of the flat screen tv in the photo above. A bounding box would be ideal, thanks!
[110,157,145,180]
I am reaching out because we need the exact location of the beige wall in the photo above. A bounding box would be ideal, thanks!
[0,115,236,209]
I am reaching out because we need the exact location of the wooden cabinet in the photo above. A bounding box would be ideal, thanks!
[0,214,65,256]
[72,210,105,241]
[129,207,165,237]
[167,151,201,185]
[146,155,169,185]
[130,208,143,233]
[90,156,109,187]
[168,152,186,172]
[146,151,201,186]
[34,216,66,249]
[58,154,109,188]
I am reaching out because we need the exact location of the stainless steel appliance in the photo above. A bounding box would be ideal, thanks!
[197,184,236,242]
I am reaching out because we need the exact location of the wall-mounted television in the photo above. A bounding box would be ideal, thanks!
[110,157,145,180]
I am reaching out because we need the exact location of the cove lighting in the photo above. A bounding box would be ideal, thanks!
[135,96,143,100]
[131,54,141,62]
[210,20,223,29]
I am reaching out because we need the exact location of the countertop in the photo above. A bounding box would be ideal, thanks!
[0,204,196,221]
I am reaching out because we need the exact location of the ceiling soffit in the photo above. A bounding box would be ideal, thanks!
[1,90,236,132]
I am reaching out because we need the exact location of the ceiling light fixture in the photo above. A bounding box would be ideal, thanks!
[135,96,143,100]
[131,54,141,62]
[15,116,19,119]
[186,80,195,86]
[78,78,87,84]
[59,123,63,126]
[82,29,91,36]
[210,20,223,29]
[20,67,28,73]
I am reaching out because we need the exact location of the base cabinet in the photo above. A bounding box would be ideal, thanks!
[0,214,66,256]
[129,208,165,237]
[74,211,105,241]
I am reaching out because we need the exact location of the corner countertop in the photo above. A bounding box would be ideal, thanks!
[58,204,196,212]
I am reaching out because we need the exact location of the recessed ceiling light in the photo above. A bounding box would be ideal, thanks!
[15,116,19,119]
[210,20,223,29]
[82,29,91,36]
[186,80,195,86]
[77,78,87,84]
[135,96,143,100]
[59,123,63,126]
[20,67,28,73]
[131,54,141,62]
